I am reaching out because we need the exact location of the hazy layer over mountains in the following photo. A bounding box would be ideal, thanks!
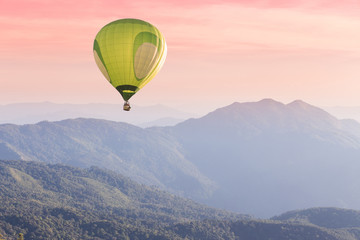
[1,99,360,217]
[0,102,196,127]
[1,101,360,127]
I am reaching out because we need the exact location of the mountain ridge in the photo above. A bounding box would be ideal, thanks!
[0,159,245,239]
[167,99,360,216]
[272,207,360,229]
[1,159,360,240]
[0,118,216,200]
[1,99,360,217]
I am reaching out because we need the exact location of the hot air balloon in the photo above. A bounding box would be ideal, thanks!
[93,19,167,111]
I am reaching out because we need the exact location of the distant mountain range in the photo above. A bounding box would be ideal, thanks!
[1,99,360,217]
[272,207,360,229]
[324,106,360,123]
[1,159,359,240]
[0,102,197,127]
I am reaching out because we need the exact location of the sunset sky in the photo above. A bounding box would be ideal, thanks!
[1,0,360,113]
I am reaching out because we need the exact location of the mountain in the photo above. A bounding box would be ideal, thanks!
[2,99,360,217]
[169,219,359,240]
[0,119,215,200]
[0,102,196,127]
[272,207,360,229]
[0,159,245,239]
[324,106,360,123]
[0,159,359,240]
[164,99,360,217]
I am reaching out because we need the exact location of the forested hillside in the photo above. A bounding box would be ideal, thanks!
[0,159,244,239]
[272,207,360,229]
[1,160,360,240]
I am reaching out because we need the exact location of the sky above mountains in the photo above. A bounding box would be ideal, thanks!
[1,0,360,112]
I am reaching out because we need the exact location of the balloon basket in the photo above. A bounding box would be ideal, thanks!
[123,101,131,111]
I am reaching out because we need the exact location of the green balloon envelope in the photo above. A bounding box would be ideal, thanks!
[93,19,167,101]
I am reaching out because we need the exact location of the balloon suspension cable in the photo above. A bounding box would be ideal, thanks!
[123,101,131,111]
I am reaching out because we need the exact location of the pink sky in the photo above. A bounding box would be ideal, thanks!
[1,0,360,112]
